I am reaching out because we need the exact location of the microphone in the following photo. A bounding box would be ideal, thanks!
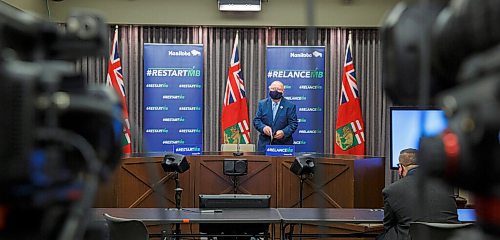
[233,141,243,156]
[233,132,243,157]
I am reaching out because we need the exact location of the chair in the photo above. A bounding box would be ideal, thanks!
[221,144,255,152]
[103,213,149,240]
[409,222,474,240]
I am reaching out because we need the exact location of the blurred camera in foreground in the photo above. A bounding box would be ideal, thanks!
[382,0,500,238]
[0,3,122,240]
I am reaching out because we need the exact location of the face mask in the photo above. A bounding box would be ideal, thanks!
[269,90,283,100]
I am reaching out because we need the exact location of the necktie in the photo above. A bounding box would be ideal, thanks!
[272,102,278,121]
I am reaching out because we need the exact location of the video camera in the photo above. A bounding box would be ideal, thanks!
[0,3,122,240]
[382,0,500,238]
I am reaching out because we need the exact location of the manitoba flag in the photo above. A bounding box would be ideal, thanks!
[107,27,132,154]
[221,32,251,144]
[334,34,365,155]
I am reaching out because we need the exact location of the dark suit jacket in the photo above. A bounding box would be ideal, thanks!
[253,97,298,152]
[379,168,459,240]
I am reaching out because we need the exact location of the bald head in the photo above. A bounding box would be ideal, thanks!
[269,81,284,92]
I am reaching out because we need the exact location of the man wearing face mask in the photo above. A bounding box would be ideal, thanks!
[253,80,298,153]
[378,148,459,240]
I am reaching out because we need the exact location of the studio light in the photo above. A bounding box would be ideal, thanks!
[290,156,316,176]
[161,153,190,173]
[289,156,316,208]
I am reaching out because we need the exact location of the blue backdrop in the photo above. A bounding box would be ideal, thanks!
[266,46,325,153]
[143,44,204,152]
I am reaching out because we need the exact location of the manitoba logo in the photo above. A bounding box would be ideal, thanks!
[168,50,191,56]
[290,52,312,58]
[191,49,201,56]
[335,120,365,151]
[312,51,323,57]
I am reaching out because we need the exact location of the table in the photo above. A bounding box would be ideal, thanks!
[278,208,385,239]
[278,208,476,239]
[93,208,476,239]
[94,208,282,239]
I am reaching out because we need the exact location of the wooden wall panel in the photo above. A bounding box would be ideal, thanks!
[191,155,277,207]
[115,157,193,208]
[277,158,355,208]
[354,157,385,208]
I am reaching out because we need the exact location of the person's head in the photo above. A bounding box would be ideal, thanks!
[398,148,418,177]
[268,81,285,100]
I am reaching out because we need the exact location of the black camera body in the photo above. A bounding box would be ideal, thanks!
[382,0,500,238]
[0,3,122,240]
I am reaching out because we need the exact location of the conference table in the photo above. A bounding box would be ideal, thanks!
[94,207,282,239]
[93,208,476,239]
[278,208,384,239]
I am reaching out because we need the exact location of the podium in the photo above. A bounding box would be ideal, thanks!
[94,152,384,209]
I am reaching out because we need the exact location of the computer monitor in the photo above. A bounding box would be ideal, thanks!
[198,194,271,238]
[199,194,270,208]
[390,107,448,169]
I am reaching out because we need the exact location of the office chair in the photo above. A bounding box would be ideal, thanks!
[409,222,474,240]
[103,213,149,240]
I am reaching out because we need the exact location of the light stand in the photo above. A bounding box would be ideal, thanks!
[290,156,316,207]
[289,156,316,240]
[161,153,190,240]
[299,173,314,208]
[174,172,182,210]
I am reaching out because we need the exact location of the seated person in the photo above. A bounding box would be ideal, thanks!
[378,148,459,240]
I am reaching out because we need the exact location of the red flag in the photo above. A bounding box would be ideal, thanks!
[221,32,251,144]
[335,34,365,155]
[107,27,132,154]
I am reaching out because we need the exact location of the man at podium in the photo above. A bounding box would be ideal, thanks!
[253,80,298,152]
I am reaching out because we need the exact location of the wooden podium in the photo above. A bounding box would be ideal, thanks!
[94,153,384,209]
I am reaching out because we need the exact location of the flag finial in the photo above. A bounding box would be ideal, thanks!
[115,25,118,30]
